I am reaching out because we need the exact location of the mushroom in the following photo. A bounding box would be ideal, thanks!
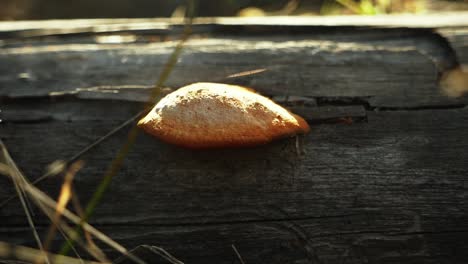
[138,82,310,149]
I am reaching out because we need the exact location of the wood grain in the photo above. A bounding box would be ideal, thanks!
[1,103,468,263]
[1,17,468,264]
[0,28,466,108]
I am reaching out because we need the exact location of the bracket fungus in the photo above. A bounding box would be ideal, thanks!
[138,82,310,149]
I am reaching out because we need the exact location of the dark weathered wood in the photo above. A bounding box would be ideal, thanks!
[115,245,183,264]
[2,102,468,221]
[4,220,468,264]
[1,17,468,264]
[0,34,465,108]
[290,105,367,122]
[1,100,468,263]
[439,28,468,64]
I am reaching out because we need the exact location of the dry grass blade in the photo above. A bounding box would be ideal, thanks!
[0,163,103,264]
[0,162,141,263]
[40,161,84,264]
[0,166,138,264]
[231,244,246,264]
[144,246,184,264]
[59,0,195,257]
[226,68,267,79]
[54,227,85,264]
[0,165,84,263]
[0,241,105,264]
[70,187,107,262]
[0,140,50,264]
[56,25,199,254]
[0,141,144,264]
[0,110,146,211]
[34,200,110,264]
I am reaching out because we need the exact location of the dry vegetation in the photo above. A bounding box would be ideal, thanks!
[0,6,194,264]
[3,0,468,20]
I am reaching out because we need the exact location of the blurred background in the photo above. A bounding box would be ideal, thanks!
[2,0,468,20]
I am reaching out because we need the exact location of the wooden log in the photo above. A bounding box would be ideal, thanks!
[438,28,468,64]
[0,34,465,107]
[1,17,468,263]
[1,101,468,263]
[2,13,468,36]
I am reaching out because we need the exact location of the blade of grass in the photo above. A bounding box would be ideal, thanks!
[0,142,143,264]
[70,186,107,262]
[0,111,145,209]
[0,1,196,209]
[35,200,111,264]
[59,1,195,257]
[0,164,85,264]
[40,161,84,264]
[0,139,50,264]
[0,162,141,264]
[142,246,184,264]
[54,226,85,264]
[336,0,362,13]
[12,177,49,264]
[0,167,96,264]
[231,244,246,264]
[0,241,105,264]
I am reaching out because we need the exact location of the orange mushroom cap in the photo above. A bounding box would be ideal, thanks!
[138,82,310,149]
